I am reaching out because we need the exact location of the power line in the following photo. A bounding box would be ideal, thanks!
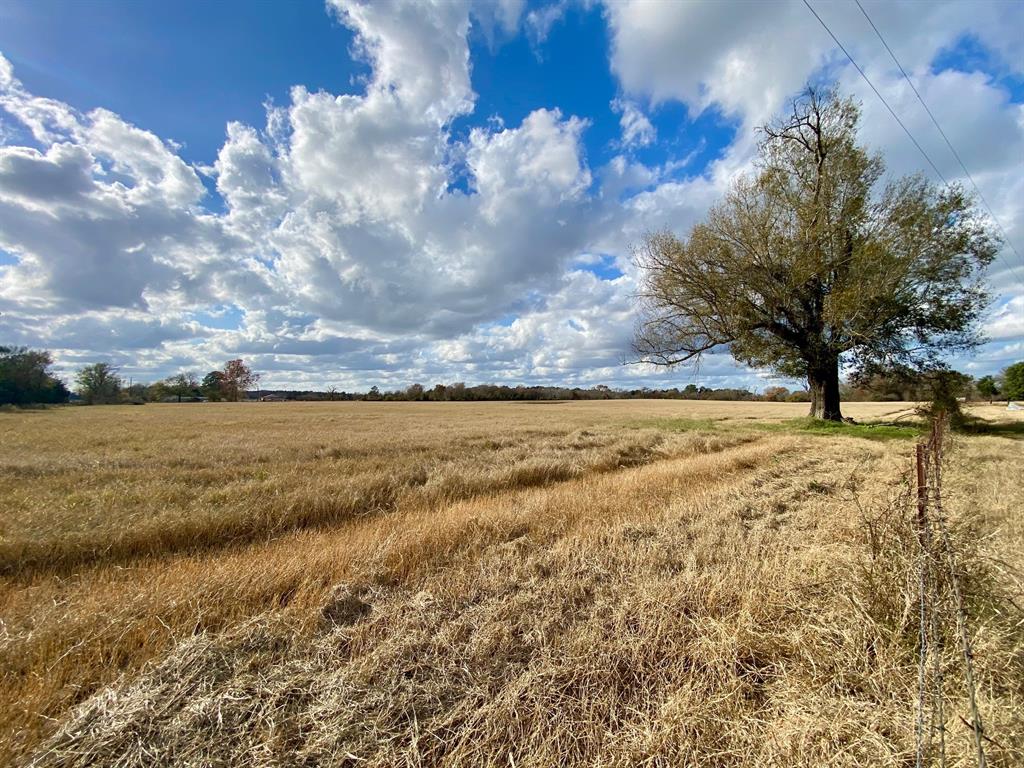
[854,0,1023,269]
[800,0,1024,289]
[801,0,948,182]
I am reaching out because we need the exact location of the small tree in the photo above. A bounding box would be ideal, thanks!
[164,372,200,402]
[919,369,972,429]
[976,375,999,403]
[1003,361,1024,402]
[201,371,226,401]
[634,87,996,421]
[221,359,258,402]
[124,382,149,402]
[75,363,122,405]
[406,383,424,401]
[146,381,169,401]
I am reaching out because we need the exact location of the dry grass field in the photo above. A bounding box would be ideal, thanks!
[1,400,1022,766]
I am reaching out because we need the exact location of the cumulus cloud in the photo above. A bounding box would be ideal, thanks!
[0,0,599,385]
[605,0,828,126]
[0,0,1021,389]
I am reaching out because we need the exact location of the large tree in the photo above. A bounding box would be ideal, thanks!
[975,375,999,403]
[634,88,996,420]
[221,359,259,402]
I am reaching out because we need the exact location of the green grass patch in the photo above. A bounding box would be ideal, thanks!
[755,417,921,441]
[632,415,920,441]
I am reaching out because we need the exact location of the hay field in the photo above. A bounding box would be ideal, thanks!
[1,400,1022,766]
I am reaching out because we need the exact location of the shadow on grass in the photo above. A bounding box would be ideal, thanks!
[755,417,923,441]
[957,419,1024,440]
[0,403,65,413]
[630,416,921,440]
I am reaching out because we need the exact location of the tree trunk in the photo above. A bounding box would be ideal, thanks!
[808,357,842,421]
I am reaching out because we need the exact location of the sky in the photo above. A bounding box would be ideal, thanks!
[0,0,1022,392]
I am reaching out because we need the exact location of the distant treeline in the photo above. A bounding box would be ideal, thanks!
[258,382,806,402]
[3,346,1024,406]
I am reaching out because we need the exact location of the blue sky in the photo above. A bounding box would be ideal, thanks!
[0,0,363,163]
[3,3,595,171]
[0,0,1021,391]
[0,0,735,206]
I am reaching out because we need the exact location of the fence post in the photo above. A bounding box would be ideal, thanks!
[916,443,927,529]
[915,440,929,768]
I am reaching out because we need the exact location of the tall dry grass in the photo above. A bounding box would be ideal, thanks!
[1,402,751,761]
[1,401,1021,766]
[1,401,762,575]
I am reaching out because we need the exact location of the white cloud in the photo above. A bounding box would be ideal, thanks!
[0,0,1022,390]
[601,0,1024,356]
[85,108,205,208]
[986,295,1024,341]
[611,97,655,148]
[467,108,591,218]
[473,0,527,47]
[214,122,286,239]
[524,0,570,46]
[0,143,98,210]
[327,0,475,123]
[604,0,1024,124]
[0,58,80,144]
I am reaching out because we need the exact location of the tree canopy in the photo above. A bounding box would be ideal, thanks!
[221,359,259,402]
[201,371,227,401]
[1004,361,1024,402]
[0,346,69,405]
[634,87,997,420]
[75,363,122,405]
[163,373,200,402]
[976,375,999,402]
[199,360,259,402]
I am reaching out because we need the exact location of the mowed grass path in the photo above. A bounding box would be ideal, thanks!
[1,401,1021,765]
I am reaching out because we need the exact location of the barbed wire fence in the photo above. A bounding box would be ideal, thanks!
[913,412,987,768]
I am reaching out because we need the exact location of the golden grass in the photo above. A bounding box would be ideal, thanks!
[1,401,1021,766]
[1,401,774,575]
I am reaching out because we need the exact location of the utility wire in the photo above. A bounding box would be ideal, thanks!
[854,0,1024,272]
[801,0,1024,289]
[801,0,948,182]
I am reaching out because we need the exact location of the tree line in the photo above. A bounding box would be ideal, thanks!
[2,345,1022,406]
[0,350,259,405]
